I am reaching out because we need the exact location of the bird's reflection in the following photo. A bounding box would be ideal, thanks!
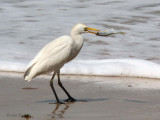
[50,103,72,119]
[46,98,109,120]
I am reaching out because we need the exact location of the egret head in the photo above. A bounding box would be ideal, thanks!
[71,23,99,35]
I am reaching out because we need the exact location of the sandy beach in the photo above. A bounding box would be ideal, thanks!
[1,73,160,120]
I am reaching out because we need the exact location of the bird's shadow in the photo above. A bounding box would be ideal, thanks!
[37,98,110,104]
[36,97,149,104]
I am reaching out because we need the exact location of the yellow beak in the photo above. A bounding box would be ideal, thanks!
[87,27,100,34]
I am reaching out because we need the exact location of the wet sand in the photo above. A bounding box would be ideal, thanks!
[1,73,160,120]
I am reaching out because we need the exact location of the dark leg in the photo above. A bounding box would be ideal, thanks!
[57,71,76,102]
[50,72,62,104]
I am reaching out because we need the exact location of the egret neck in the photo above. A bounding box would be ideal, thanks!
[68,29,84,62]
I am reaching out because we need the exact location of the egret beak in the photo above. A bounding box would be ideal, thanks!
[87,27,100,34]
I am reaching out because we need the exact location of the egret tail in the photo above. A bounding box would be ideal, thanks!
[23,64,35,82]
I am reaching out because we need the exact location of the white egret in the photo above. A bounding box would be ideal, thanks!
[24,23,99,104]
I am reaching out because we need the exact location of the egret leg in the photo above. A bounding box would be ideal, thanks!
[50,72,62,104]
[57,71,76,102]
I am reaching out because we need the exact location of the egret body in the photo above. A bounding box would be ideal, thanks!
[24,23,99,103]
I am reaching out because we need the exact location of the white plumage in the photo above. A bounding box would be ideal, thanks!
[24,35,73,81]
[24,23,99,103]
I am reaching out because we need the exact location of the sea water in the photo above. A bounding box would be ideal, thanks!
[0,0,160,78]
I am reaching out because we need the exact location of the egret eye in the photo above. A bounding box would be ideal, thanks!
[84,27,88,31]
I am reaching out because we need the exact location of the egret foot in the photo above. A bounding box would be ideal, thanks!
[64,97,77,102]
[49,101,65,104]
[53,102,65,104]
[57,102,65,104]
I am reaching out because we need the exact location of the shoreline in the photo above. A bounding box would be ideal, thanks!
[1,70,160,81]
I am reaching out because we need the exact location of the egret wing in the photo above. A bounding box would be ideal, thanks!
[24,36,73,80]
[27,35,73,68]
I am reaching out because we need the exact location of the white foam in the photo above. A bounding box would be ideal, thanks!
[0,61,26,72]
[1,59,160,79]
[61,59,160,79]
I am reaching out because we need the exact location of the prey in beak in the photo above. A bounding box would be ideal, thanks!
[85,27,100,34]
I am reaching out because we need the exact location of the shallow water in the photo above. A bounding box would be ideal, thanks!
[0,0,160,76]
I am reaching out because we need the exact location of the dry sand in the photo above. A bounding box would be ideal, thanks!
[1,73,160,120]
